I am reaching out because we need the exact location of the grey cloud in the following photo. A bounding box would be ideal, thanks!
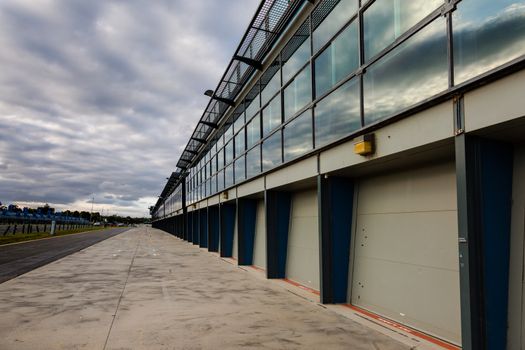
[0,0,259,216]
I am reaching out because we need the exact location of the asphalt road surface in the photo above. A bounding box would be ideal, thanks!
[0,227,129,283]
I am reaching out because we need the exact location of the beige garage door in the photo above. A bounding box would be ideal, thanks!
[286,189,319,290]
[253,199,266,269]
[351,162,461,345]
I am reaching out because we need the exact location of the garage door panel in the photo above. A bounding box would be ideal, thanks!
[355,211,459,271]
[291,190,318,216]
[287,217,318,249]
[286,246,320,289]
[352,161,460,345]
[287,189,319,290]
[253,199,266,269]
[357,163,456,214]
[352,257,461,344]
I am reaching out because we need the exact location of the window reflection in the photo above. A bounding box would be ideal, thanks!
[312,0,358,53]
[225,164,234,188]
[235,129,245,157]
[217,148,224,169]
[284,110,313,162]
[234,113,244,134]
[282,20,311,83]
[315,20,358,97]
[217,170,224,192]
[210,155,215,175]
[245,94,260,120]
[262,95,281,136]
[225,141,234,164]
[224,123,234,141]
[262,131,282,171]
[246,114,260,148]
[235,156,245,183]
[284,66,312,120]
[261,67,281,106]
[363,0,443,61]
[364,17,448,124]
[453,0,525,84]
[246,145,261,178]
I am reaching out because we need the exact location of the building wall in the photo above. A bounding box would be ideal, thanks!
[152,1,525,348]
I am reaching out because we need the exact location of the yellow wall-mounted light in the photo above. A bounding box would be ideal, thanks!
[354,134,375,156]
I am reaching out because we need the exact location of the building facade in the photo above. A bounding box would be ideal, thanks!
[152,0,525,348]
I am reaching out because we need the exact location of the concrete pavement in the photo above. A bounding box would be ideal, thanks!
[0,227,129,283]
[0,227,410,350]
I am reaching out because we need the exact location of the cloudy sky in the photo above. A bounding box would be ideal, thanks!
[0,0,259,217]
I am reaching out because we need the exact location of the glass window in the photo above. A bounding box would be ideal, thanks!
[453,0,525,85]
[225,164,234,188]
[245,94,260,119]
[315,20,358,97]
[363,0,443,61]
[284,110,313,162]
[262,95,281,136]
[225,140,234,164]
[284,66,312,120]
[246,145,261,179]
[364,17,448,124]
[235,156,246,183]
[261,68,280,106]
[312,0,358,53]
[262,131,282,171]
[217,148,224,169]
[282,21,311,83]
[235,129,245,157]
[217,170,224,192]
[216,134,224,149]
[212,175,217,194]
[224,124,234,142]
[247,114,261,148]
[234,113,245,134]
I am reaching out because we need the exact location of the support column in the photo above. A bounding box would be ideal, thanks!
[208,206,220,252]
[186,211,193,242]
[265,190,291,279]
[237,198,257,266]
[318,175,354,304]
[192,209,200,245]
[456,134,513,350]
[220,202,236,257]
[199,209,208,248]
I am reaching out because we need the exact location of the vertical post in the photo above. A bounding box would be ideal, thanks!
[237,198,257,265]
[199,209,208,248]
[208,206,220,252]
[455,134,513,350]
[318,175,354,304]
[220,202,236,257]
[265,190,291,279]
[187,211,193,242]
[50,221,56,235]
[193,209,200,245]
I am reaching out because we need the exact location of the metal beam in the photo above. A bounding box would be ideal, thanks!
[200,121,219,129]
[233,55,263,71]
[191,137,207,144]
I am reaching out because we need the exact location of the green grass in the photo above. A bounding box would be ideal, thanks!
[0,226,116,245]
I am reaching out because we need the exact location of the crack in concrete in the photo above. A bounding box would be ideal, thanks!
[103,228,142,350]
